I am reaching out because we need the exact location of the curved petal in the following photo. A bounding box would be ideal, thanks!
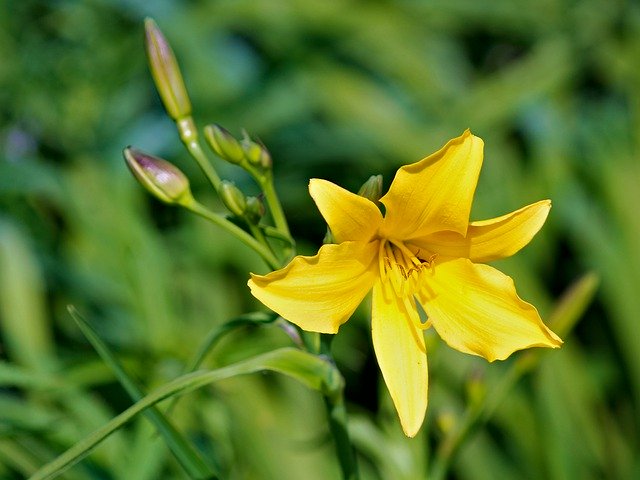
[418,258,562,362]
[380,130,483,239]
[248,241,379,334]
[412,200,551,263]
[309,179,383,243]
[371,280,428,437]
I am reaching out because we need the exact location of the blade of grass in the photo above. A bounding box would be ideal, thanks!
[29,346,342,480]
[67,306,217,480]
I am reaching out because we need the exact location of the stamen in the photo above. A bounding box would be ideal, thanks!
[379,239,438,302]
[401,297,430,350]
[378,241,388,282]
[397,264,408,279]
[390,239,422,267]
[421,253,437,271]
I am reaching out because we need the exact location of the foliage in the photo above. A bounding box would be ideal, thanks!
[1,0,638,478]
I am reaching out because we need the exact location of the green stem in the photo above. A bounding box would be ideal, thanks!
[186,201,279,269]
[319,335,359,480]
[248,222,278,263]
[261,175,290,238]
[262,225,295,247]
[324,394,359,480]
[165,312,279,414]
[177,117,222,191]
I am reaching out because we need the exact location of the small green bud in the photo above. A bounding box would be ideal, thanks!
[357,174,383,203]
[204,124,245,164]
[144,18,192,120]
[323,229,335,244]
[465,369,486,405]
[241,133,272,169]
[436,410,456,434]
[219,180,247,216]
[124,147,193,205]
[245,196,265,224]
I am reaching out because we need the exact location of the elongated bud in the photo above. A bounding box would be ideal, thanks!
[144,18,192,120]
[219,181,247,216]
[245,195,265,224]
[357,175,383,203]
[204,124,245,164]
[241,133,272,169]
[124,147,193,205]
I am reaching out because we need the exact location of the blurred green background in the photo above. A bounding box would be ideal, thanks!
[1,0,639,478]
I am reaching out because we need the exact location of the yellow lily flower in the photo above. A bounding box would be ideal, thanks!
[248,130,562,437]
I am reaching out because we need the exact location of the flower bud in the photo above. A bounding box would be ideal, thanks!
[357,175,383,203]
[219,180,247,216]
[245,196,265,224]
[204,124,245,164]
[323,229,335,245]
[465,369,486,405]
[124,147,193,205]
[144,18,192,120]
[436,410,456,434]
[241,134,272,169]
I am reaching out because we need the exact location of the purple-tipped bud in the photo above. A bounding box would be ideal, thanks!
[144,18,192,120]
[357,175,383,203]
[219,180,247,216]
[124,147,193,205]
[204,124,245,164]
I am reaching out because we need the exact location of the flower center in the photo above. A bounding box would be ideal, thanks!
[378,239,435,330]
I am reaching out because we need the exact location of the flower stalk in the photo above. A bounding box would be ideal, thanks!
[204,125,292,241]
[185,201,280,270]
[177,117,223,192]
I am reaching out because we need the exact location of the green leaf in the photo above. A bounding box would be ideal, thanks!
[67,306,217,479]
[29,346,342,480]
[183,311,279,373]
[0,221,55,371]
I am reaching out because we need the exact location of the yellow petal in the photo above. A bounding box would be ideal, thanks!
[248,241,379,333]
[412,200,551,263]
[309,179,383,243]
[418,258,562,361]
[371,280,428,437]
[380,130,484,239]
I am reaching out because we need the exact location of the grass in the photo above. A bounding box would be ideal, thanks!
[1,0,638,478]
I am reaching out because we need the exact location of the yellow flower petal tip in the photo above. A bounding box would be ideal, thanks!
[248,131,560,437]
[248,241,379,334]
